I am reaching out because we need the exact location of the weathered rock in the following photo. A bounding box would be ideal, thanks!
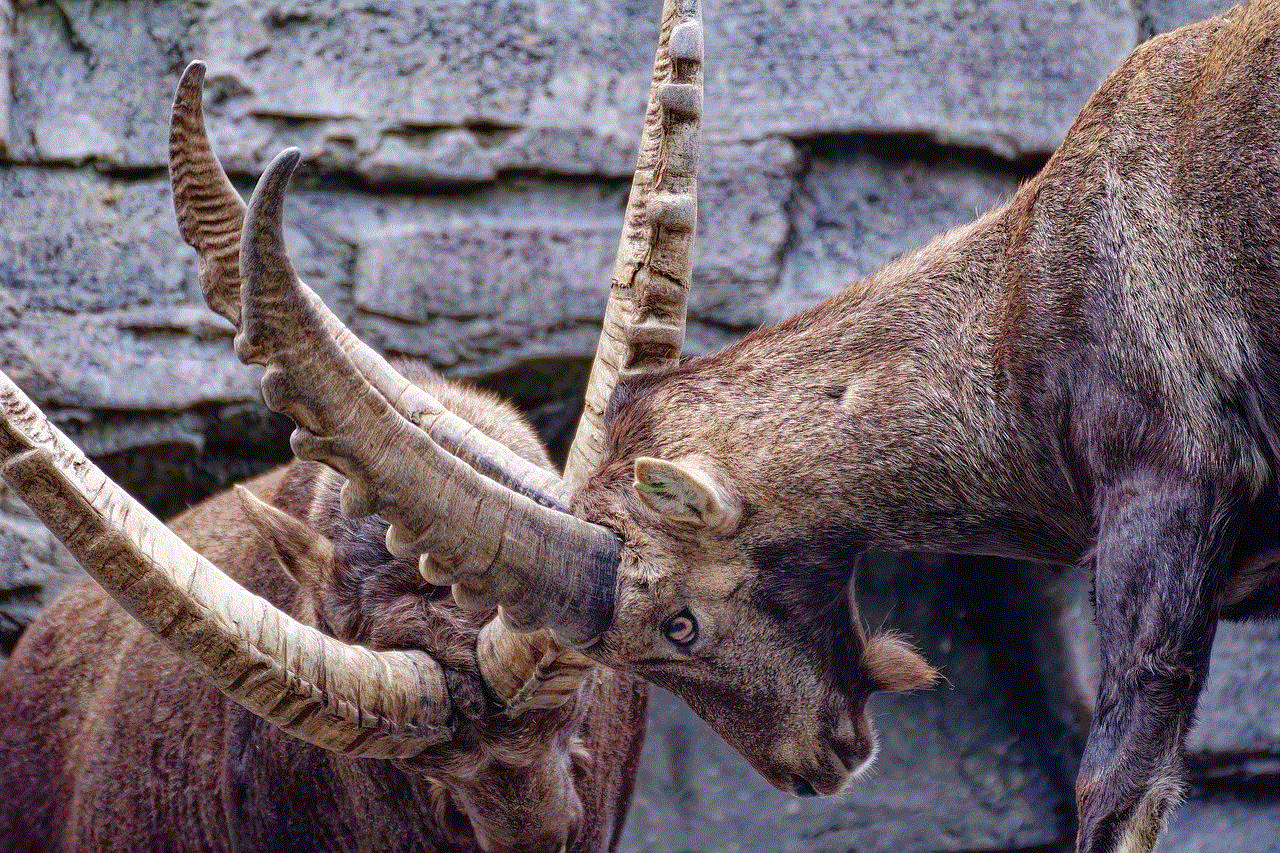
[1160,787,1280,853]
[353,219,619,369]
[1140,0,1236,39]
[10,0,1142,176]
[696,0,1138,157]
[688,137,800,331]
[619,553,1075,853]
[0,167,254,410]
[0,0,12,158]
[1185,619,1280,780]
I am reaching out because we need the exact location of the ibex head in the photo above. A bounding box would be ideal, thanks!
[571,365,940,796]
[199,0,934,800]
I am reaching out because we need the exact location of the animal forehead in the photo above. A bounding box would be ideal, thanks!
[686,560,753,601]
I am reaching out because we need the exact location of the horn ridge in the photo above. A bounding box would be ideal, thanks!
[237,151,620,649]
[169,60,246,326]
[171,67,607,708]
[563,0,703,489]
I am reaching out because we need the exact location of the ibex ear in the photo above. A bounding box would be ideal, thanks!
[235,486,334,596]
[633,456,739,532]
[863,632,939,693]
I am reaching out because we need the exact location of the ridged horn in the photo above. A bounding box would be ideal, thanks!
[170,61,245,327]
[564,0,703,488]
[238,149,620,648]
[477,0,706,712]
[0,373,451,759]
[170,70,595,709]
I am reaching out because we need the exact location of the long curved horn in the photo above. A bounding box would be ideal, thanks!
[476,0,705,711]
[0,374,451,759]
[563,0,703,488]
[169,69,595,709]
[169,64,573,523]
[237,150,619,648]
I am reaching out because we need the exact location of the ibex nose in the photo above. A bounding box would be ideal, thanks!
[788,774,820,797]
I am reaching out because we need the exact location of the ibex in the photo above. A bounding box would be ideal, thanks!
[0,0,711,849]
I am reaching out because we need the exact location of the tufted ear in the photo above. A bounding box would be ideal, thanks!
[863,632,939,693]
[235,485,334,596]
[633,456,739,532]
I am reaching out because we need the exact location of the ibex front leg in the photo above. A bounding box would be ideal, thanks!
[1075,475,1231,853]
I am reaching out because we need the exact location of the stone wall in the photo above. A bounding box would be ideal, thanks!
[2,2,1277,851]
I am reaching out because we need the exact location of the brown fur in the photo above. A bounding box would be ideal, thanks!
[571,5,1280,851]
[0,367,649,853]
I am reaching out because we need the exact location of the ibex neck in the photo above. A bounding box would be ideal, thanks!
[675,201,1090,564]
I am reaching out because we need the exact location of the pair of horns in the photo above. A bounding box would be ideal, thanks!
[0,0,701,759]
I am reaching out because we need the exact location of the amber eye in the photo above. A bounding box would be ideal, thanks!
[661,609,698,647]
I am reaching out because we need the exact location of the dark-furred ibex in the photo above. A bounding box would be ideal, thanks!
[0,1,708,850]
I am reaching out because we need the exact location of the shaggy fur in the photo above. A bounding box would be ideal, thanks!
[0,367,648,853]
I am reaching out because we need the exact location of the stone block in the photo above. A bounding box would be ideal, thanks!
[0,0,11,157]
[1140,0,1236,39]
[0,167,257,410]
[770,141,1025,327]
[688,137,800,331]
[9,0,1145,176]
[1186,619,1280,780]
[693,0,1138,157]
[1161,787,1280,853]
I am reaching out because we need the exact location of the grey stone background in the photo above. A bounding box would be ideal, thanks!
[1,1,1276,851]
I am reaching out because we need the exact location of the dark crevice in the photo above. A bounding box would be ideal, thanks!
[791,130,1049,180]
[91,164,171,182]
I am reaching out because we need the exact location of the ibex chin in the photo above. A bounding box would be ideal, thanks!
[0,0,711,849]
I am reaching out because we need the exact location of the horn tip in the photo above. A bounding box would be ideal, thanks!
[180,60,207,86]
[267,147,303,180]
[174,61,207,111]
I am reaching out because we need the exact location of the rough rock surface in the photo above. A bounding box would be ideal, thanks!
[1161,787,1280,853]
[4,2,1277,853]
[8,1,1139,173]
[0,0,11,158]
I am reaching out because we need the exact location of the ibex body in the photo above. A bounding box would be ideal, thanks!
[391,5,1279,853]
[0,0,711,847]
[569,6,1280,852]
[0,427,646,853]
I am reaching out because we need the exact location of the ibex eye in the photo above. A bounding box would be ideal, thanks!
[661,609,698,647]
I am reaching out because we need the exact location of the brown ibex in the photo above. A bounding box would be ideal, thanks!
[0,1,710,850]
